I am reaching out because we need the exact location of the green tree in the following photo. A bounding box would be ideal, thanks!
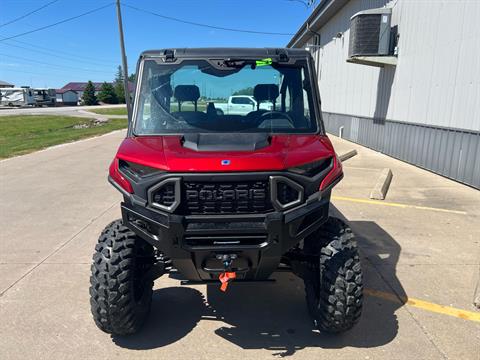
[115,65,124,83]
[82,81,97,105]
[97,82,118,104]
[114,82,125,104]
[128,73,136,82]
[232,87,254,96]
[114,65,127,104]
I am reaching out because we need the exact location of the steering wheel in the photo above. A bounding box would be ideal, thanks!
[258,111,294,126]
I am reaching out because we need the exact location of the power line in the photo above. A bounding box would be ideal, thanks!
[283,0,309,8]
[3,68,110,85]
[122,2,295,36]
[0,3,114,42]
[0,0,61,29]
[0,52,114,74]
[0,67,72,78]
[10,39,119,65]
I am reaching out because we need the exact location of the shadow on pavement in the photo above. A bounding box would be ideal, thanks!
[114,206,406,356]
[112,287,206,349]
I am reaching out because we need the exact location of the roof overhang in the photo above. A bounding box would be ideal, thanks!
[287,0,349,48]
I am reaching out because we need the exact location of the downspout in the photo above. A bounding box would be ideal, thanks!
[307,24,322,82]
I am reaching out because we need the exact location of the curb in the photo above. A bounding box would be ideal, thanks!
[474,273,480,309]
[370,168,393,200]
[339,149,358,162]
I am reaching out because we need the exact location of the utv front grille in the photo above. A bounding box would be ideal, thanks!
[148,178,181,212]
[182,180,273,215]
[277,182,300,205]
[270,176,304,210]
[153,183,175,207]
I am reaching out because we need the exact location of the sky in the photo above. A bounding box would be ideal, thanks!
[0,0,314,89]
[168,63,280,99]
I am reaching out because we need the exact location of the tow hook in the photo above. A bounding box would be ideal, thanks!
[217,254,237,292]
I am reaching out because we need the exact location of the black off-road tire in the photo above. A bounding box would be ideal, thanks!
[304,217,363,333]
[90,220,154,335]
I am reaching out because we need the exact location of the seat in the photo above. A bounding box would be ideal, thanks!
[206,102,217,117]
[245,84,279,123]
[171,85,207,123]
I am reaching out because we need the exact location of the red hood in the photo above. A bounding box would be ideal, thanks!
[115,134,336,172]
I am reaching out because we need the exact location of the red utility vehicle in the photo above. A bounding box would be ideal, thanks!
[90,48,363,335]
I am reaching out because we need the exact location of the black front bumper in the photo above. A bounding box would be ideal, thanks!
[121,193,330,281]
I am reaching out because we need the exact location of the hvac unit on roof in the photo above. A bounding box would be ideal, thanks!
[348,7,392,57]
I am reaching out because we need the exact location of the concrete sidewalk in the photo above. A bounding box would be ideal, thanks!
[0,131,478,359]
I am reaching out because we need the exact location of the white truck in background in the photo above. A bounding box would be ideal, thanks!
[213,95,273,115]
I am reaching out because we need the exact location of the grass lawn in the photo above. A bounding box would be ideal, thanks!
[0,115,127,159]
[88,107,128,116]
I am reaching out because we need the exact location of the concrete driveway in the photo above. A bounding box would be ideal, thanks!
[0,104,126,118]
[0,131,478,359]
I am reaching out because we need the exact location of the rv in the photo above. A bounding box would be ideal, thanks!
[0,87,36,107]
[33,88,57,107]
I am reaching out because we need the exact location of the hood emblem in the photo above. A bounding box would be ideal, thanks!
[221,160,231,166]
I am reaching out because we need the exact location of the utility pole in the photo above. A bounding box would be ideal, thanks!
[115,0,132,121]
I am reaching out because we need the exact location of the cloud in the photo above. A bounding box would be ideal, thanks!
[0,62,22,67]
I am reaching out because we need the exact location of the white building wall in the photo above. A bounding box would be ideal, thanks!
[62,91,78,103]
[300,0,480,187]
[315,0,480,131]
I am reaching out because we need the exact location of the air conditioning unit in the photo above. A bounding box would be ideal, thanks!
[348,8,392,57]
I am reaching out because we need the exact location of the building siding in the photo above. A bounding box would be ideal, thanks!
[62,91,78,104]
[295,0,480,188]
[324,112,480,188]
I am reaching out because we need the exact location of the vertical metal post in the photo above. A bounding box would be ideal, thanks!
[115,0,132,121]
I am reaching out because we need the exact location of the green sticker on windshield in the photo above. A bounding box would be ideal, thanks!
[256,58,273,67]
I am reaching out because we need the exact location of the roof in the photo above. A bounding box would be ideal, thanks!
[55,88,78,94]
[0,80,14,87]
[287,0,349,48]
[0,87,32,91]
[141,47,311,59]
[61,81,134,92]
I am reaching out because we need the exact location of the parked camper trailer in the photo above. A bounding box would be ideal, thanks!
[0,87,36,107]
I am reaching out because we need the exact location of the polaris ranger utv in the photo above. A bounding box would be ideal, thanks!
[90,48,363,335]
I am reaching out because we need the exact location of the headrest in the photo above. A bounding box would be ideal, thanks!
[149,75,172,97]
[174,85,200,102]
[254,84,279,102]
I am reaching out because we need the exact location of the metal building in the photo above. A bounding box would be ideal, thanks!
[288,0,480,189]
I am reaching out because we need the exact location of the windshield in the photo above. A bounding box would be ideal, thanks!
[133,59,318,135]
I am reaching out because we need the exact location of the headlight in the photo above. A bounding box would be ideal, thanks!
[288,157,332,177]
[109,159,133,193]
[119,160,164,178]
